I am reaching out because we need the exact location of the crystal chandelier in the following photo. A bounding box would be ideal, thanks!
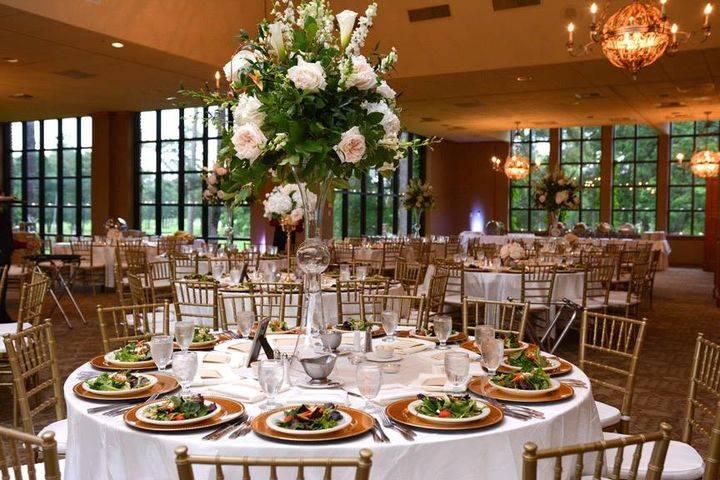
[676,112,720,178]
[566,1,713,78]
[504,153,531,180]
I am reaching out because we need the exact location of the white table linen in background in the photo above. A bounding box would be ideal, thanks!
[464,270,585,304]
[63,337,602,480]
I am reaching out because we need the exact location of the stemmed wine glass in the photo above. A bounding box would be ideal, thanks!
[172,351,198,395]
[475,325,495,356]
[236,311,255,338]
[480,338,504,376]
[381,310,399,343]
[258,359,285,410]
[149,335,173,372]
[444,351,470,393]
[174,322,195,352]
[356,364,382,413]
[434,315,452,350]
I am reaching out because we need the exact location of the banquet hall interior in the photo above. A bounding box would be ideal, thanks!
[3,0,720,479]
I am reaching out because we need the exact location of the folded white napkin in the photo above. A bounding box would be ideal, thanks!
[197,350,245,369]
[190,363,239,387]
[207,379,265,403]
[393,339,431,355]
[410,373,467,394]
[277,387,348,406]
[346,383,421,405]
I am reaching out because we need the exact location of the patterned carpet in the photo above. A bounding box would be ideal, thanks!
[1,268,718,448]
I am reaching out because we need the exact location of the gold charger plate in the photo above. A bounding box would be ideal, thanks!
[385,397,503,431]
[496,358,573,377]
[467,377,574,404]
[173,333,229,351]
[411,331,467,344]
[123,395,245,432]
[89,354,157,372]
[251,406,373,442]
[73,373,179,402]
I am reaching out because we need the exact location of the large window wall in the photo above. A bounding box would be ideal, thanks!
[669,121,710,236]
[6,117,92,238]
[560,126,601,226]
[135,108,250,243]
[508,128,550,232]
[332,133,424,237]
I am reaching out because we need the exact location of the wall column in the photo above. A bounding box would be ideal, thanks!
[600,125,613,223]
[656,127,670,231]
[549,128,560,173]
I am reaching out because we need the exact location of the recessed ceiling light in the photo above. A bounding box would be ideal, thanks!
[111,41,124,48]
[3,57,18,63]
[516,74,533,82]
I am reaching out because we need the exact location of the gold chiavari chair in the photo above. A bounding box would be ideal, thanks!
[643,249,661,307]
[174,446,372,480]
[17,272,50,328]
[360,293,425,328]
[520,264,557,333]
[607,261,648,318]
[241,250,261,272]
[481,243,499,260]
[333,243,355,267]
[173,280,218,328]
[446,235,460,258]
[336,279,390,326]
[125,247,149,287]
[420,271,449,330]
[113,263,131,306]
[435,259,464,312]
[3,321,67,454]
[97,302,170,352]
[250,282,304,327]
[394,257,427,296]
[382,241,403,273]
[170,256,199,280]
[579,311,647,433]
[462,297,529,339]
[579,257,615,311]
[69,239,104,292]
[407,239,431,265]
[352,261,377,277]
[127,271,150,305]
[158,236,180,256]
[0,426,62,480]
[522,422,672,480]
[147,260,173,302]
[217,292,284,332]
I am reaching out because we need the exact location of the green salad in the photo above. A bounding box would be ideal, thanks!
[414,394,485,419]
[185,273,219,283]
[506,344,549,371]
[416,325,457,337]
[496,331,520,349]
[339,318,371,331]
[143,395,217,422]
[114,340,151,362]
[277,404,343,431]
[269,319,290,332]
[85,371,149,391]
[192,326,215,343]
[492,368,552,391]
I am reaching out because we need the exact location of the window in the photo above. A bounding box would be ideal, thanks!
[560,126,602,227]
[6,117,92,238]
[668,121,711,236]
[508,128,550,232]
[612,124,657,232]
[136,107,250,245]
[332,133,424,237]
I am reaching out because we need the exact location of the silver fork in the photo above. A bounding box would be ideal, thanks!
[473,394,535,420]
[372,418,390,443]
[104,392,162,417]
[90,392,160,415]
[379,410,415,441]
[228,415,255,438]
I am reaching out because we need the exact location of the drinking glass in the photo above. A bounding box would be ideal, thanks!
[339,264,351,281]
[356,364,382,412]
[349,330,366,365]
[236,311,255,338]
[229,268,242,284]
[475,325,495,353]
[268,246,278,256]
[149,335,173,372]
[258,359,285,410]
[212,264,224,281]
[381,310,399,343]
[444,351,470,392]
[356,266,368,280]
[172,351,198,395]
[434,315,452,349]
[174,322,195,352]
[480,338,504,376]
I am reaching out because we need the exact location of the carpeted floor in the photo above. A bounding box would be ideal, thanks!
[1,267,718,447]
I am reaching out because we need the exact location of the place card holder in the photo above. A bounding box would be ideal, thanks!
[244,317,275,367]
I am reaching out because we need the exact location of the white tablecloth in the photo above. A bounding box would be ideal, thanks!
[63,339,601,480]
[464,270,585,304]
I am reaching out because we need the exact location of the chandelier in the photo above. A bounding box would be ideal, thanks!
[566,1,713,78]
[676,112,720,178]
[504,153,531,180]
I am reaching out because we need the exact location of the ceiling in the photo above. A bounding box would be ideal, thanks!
[1,0,720,141]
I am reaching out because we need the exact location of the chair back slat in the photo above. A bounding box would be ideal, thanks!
[360,293,424,328]
[17,273,49,328]
[97,302,170,352]
[336,279,390,326]
[250,282,303,328]
[0,427,61,480]
[173,280,218,328]
[462,297,529,340]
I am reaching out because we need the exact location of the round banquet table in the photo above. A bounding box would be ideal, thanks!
[63,339,602,480]
[464,269,585,303]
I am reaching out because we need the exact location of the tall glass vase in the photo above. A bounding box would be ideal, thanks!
[224,205,235,252]
[547,211,559,237]
[412,210,422,237]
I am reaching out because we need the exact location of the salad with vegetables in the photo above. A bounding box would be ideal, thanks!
[192,327,215,343]
[338,318,372,331]
[268,319,290,332]
[185,274,219,283]
[276,404,343,431]
[416,325,458,337]
[496,331,521,349]
[414,394,485,419]
[506,344,549,371]
[114,340,151,362]
[85,371,149,391]
[142,395,217,422]
[491,369,552,391]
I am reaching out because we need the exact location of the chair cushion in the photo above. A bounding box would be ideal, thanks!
[39,419,68,455]
[0,323,32,354]
[607,291,640,306]
[595,400,621,429]
[8,459,65,479]
[603,432,704,480]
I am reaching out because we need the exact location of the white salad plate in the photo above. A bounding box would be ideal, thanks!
[407,399,490,424]
[82,373,157,397]
[265,409,352,436]
[136,399,223,426]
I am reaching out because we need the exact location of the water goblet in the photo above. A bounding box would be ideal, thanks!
[268,246,278,256]
[474,325,495,353]
[381,310,399,343]
[229,268,242,284]
[211,265,224,281]
[356,364,382,413]
[236,311,255,338]
[339,264,351,281]
[149,335,173,372]
[480,338,504,376]
[356,266,368,280]
[174,322,195,352]
[444,351,470,393]
[172,351,198,395]
[258,359,285,410]
[434,315,453,349]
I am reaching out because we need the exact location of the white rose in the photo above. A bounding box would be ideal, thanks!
[263,190,293,218]
[233,94,265,127]
[378,161,396,173]
[223,50,259,83]
[555,190,569,205]
[231,123,267,163]
[345,55,377,90]
[268,22,286,58]
[376,80,396,100]
[289,207,304,224]
[288,57,327,92]
[334,126,366,164]
[539,194,546,203]
[336,10,358,48]
[206,173,217,185]
[363,101,400,137]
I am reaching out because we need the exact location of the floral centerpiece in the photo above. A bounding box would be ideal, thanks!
[499,241,525,267]
[173,231,196,244]
[263,183,317,232]
[532,171,580,235]
[202,160,239,247]
[402,179,436,236]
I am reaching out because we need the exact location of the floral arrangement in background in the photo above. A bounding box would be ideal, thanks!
[499,241,525,263]
[532,171,580,217]
[185,0,436,209]
[402,179,436,212]
[263,183,317,231]
[173,231,196,244]
[201,161,235,207]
